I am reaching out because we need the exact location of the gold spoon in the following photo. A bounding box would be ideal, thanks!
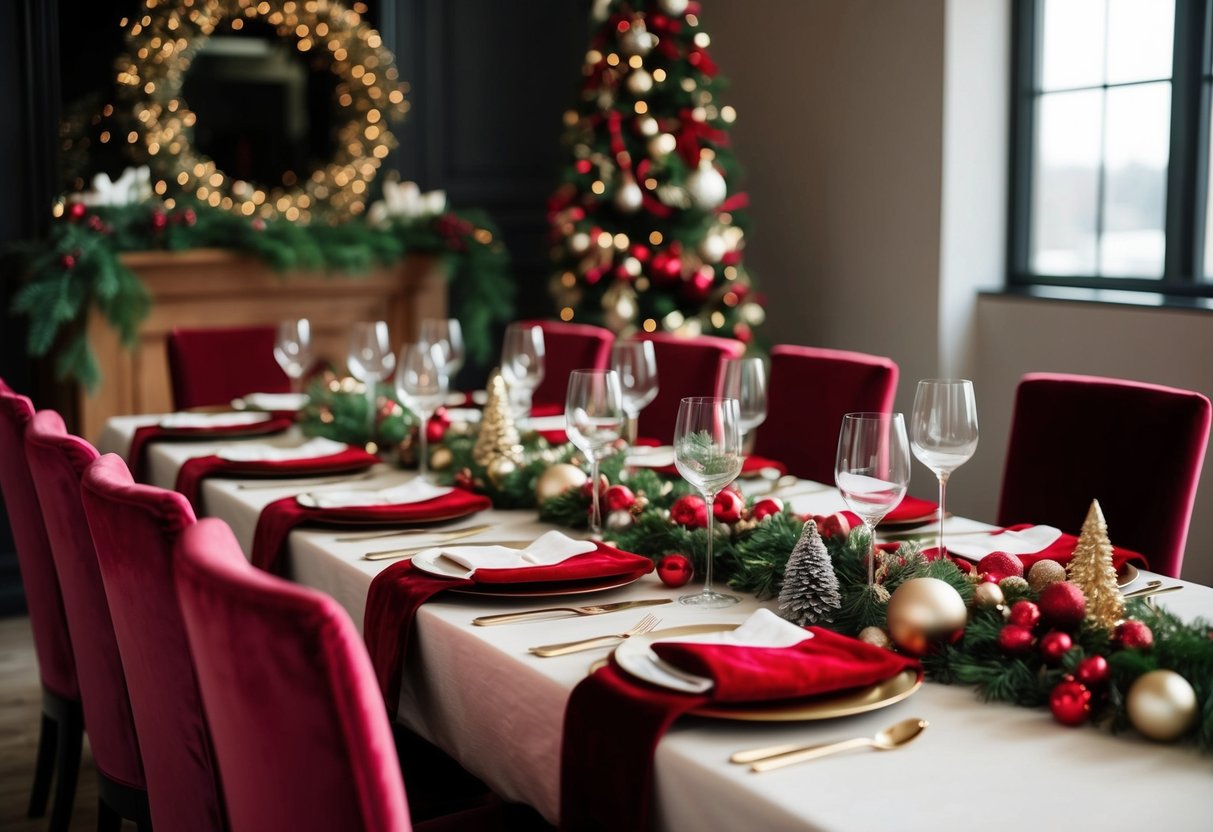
[739,717,928,772]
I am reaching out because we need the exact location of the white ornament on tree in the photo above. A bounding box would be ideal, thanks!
[637,115,659,137]
[698,232,726,263]
[648,133,677,158]
[614,173,644,213]
[619,20,656,56]
[658,0,689,15]
[627,68,654,96]
[686,158,727,210]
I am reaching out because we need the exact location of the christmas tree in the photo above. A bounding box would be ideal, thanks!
[547,0,763,344]
[779,520,842,626]
[1067,500,1125,630]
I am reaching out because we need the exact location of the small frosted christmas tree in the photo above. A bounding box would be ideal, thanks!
[779,520,842,626]
[1066,500,1124,630]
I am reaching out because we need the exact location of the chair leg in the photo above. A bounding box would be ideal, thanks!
[48,703,83,832]
[97,797,122,832]
[26,711,56,818]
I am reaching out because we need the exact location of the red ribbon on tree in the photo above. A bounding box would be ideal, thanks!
[717,192,749,213]
[675,108,729,166]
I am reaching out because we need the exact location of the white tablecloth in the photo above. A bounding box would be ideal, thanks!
[98,418,1213,831]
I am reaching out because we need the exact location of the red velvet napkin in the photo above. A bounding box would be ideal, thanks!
[128,417,293,482]
[928,524,1148,571]
[249,488,494,573]
[363,543,654,718]
[560,627,920,831]
[174,446,378,512]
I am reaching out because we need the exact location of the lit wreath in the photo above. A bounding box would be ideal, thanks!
[115,0,408,222]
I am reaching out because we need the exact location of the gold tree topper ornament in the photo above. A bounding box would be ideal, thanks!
[1066,499,1125,630]
[472,370,522,470]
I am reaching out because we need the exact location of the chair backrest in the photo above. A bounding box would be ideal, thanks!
[24,411,145,789]
[167,325,288,410]
[525,320,615,413]
[753,344,900,483]
[998,372,1212,578]
[0,386,77,700]
[81,455,226,832]
[636,332,745,444]
[174,519,411,832]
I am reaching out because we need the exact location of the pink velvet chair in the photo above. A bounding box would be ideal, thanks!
[752,345,900,483]
[24,411,150,830]
[0,384,81,831]
[81,455,227,832]
[998,373,1212,578]
[636,332,745,444]
[167,325,289,410]
[525,320,614,414]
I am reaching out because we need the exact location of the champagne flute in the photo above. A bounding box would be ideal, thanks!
[835,413,911,587]
[674,397,743,608]
[721,357,767,449]
[347,321,395,443]
[910,379,979,556]
[610,340,659,443]
[420,318,465,379]
[395,342,449,481]
[500,323,545,419]
[564,370,625,536]
[273,318,312,395]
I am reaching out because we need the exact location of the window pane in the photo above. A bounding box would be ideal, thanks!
[1101,82,1169,277]
[1106,0,1174,84]
[1041,0,1106,91]
[1032,90,1103,274]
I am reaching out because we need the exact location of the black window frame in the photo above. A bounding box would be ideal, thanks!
[1008,0,1213,299]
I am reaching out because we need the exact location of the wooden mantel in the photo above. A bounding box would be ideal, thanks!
[70,249,447,442]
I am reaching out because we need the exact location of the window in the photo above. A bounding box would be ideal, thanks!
[1010,0,1213,298]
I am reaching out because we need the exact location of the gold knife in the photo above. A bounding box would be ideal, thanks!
[334,523,492,543]
[473,598,672,626]
[362,538,533,562]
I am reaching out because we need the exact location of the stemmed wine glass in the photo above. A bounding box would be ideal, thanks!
[501,323,545,419]
[395,342,449,481]
[347,321,395,443]
[420,318,465,382]
[835,412,911,587]
[674,397,743,608]
[564,370,625,536]
[721,357,767,449]
[610,340,659,443]
[274,318,312,395]
[910,379,979,556]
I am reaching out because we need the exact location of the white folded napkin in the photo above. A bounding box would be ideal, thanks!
[625,445,675,467]
[235,392,309,412]
[297,479,451,509]
[159,411,271,429]
[662,608,813,650]
[945,525,1063,561]
[425,530,597,579]
[443,408,482,423]
[518,415,567,432]
[217,436,348,462]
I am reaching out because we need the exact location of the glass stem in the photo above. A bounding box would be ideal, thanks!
[290,373,301,395]
[626,413,639,444]
[418,412,430,480]
[703,489,716,595]
[365,381,377,445]
[589,457,602,536]
[866,520,876,587]
[936,471,950,556]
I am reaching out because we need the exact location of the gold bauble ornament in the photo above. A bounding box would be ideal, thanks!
[536,463,588,503]
[998,576,1030,595]
[487,456,517,486]
[648,133,677,158]
[602,281,639,331]
[1126,670,1198,742]
[430,446,453,471]
[973,582,1005,610]
[619,20,655,56]
[637,115,659,136]
[858,626,892,650]
[606,509,634,531]
[1027,559,1067,593]
[885,578,968,657]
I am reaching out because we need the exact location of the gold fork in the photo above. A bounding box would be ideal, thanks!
[528,614,661,657]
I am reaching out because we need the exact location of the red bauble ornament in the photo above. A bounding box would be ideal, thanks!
[670,494,708,528]
[453,468,475,490]
[1038,630,1073,665]
[150,209,168,231]
[813,512,852,541]
[1076,655,1110,687]
[67,201,87,220]
[251,218,267,231]
[976,551,1024,582]
[182,208,197,226]
[1115,619,1154,650]
[713,489,744,523]
[1050,678,1092,726]
[733,322,752,343]
[86,214,106,232]
[998,624,1035,655]
[59,253,76,270]
[580,473,610,501]
[575,159,592,175]
[425,417,447,444]
[749,497,784,521]
[1038,581,1086,629]
[603,484,637,512]
[1008,600,1041,630]
[657,554,694,588]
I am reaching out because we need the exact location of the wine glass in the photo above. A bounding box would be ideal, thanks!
[564,370,625,536]
[674,397,743,608]
[347,321,395,443]
[500,323,545,418]
[835,412,911,587]
[273,318,312,394]
[395,342,449,481]
[721,357,767,448]
[420,318,465,380]
[610,340,659,443]
[910,379,979,556]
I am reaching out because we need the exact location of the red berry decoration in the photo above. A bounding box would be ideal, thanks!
[713,489,744,523]
[1050,678,1092,726]
[603,484,636,513]
[998,624,1035,655]
[182,208,197,226]
[1038,630,1074,665]
[67,201,87,220]
[252,218,267,231]
[670,494,708,528]
[150,209,168,231]
[1038,581,1087,629]
[1008,600,1041,630]
[748,497,784,521]
[1076,655,1110,687]
[976,551,1024,582]
[656,554,694,588]
[1115,619,1154,650]
[59,253,76,270]
[813,512,852,541]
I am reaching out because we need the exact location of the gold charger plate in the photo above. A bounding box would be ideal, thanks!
[612,623,924,722]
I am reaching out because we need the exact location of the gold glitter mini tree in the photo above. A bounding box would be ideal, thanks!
[472,370,522,469]
[1067,500,1125,630]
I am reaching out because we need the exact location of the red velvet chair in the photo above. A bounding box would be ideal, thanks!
[636,332,745,444]
[998,373,1212,578]
[752,345,900,483]
[167,325,289,410]
[525,320,614,414]
[0,383,81,831]
[24,411,151,830]
[81,455,227,832]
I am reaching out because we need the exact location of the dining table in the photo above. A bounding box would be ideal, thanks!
[98,416,1213,831]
